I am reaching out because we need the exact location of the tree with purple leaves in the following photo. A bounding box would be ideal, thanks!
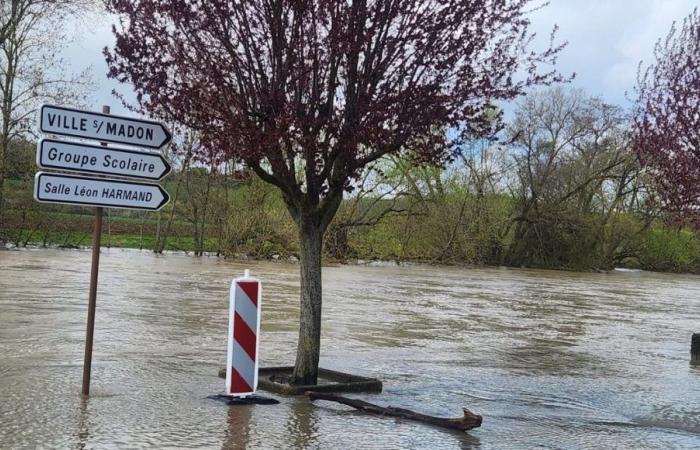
[105,0,567,385]
[633,8,700,221]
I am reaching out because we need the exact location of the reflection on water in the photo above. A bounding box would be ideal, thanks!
[1,248,700,448]
[223,404,252,450]
[285,398,318,450]
[75,398,90,450]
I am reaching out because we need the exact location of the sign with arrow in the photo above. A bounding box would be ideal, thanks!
[34,104,173,397]
[40,104,171,149]
[37,138,171,181]
[34,172,170,211]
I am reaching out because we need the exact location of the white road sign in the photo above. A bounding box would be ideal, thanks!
[37,139,171,180]
[34,172,170,211]
[40,104,171,149]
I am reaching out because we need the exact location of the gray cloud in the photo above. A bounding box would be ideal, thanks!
[528,0,697,105]
[62,1,699,117]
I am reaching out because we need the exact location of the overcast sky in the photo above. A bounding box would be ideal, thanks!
[63,0,699,116]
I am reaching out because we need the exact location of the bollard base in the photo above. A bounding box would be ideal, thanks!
[207,393,280,405]
[218,366,383,395]
[692,333,700,365]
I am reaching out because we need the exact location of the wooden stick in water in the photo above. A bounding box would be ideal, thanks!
[306,392,482,431]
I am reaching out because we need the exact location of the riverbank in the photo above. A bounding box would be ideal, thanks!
[4,168,700,274]
[0,241,683,279]
[3,194,700,274]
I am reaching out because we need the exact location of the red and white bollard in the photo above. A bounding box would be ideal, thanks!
[226,269,261,397]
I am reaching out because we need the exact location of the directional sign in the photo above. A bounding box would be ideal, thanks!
[40,104,171,149]
[34,172,170,211]
[37,139,171,181]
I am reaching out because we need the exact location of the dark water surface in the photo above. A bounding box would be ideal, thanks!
[1,248,700,449]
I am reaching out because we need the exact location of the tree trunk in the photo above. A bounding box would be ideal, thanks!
[291,219,324,385]
[155,156,188,254]
[0,172,5,216]
[0,137,7,215]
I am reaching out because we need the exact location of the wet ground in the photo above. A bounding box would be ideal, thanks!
[1,248,700,449]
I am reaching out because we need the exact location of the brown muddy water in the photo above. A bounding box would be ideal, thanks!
[1,248,700,449]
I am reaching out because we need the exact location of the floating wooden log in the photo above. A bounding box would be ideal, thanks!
[306,392,482,431]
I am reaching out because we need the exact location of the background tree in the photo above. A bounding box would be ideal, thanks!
[325,161,410,260]
[633,7,700,220]
[153,130,194,254]
[0,0,93,212]
[106,0,567,384]
[506,88,649,269]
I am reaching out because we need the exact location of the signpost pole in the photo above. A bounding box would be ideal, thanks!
[81,105,109,396]
[82,205,102,396]
[35,102,171,395]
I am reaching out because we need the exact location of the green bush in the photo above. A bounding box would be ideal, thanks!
[638,228,700,273]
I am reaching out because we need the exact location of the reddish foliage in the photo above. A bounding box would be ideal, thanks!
[106,0,567,226]
[633,8,700,221]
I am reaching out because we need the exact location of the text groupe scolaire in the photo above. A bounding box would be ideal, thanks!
[45,145,158,174]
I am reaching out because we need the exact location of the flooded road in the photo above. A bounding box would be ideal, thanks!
[1,248,700,449]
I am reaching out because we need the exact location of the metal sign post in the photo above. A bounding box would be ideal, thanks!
[82,205,103,396]
[81,104,108,396]
[35,103,172,396]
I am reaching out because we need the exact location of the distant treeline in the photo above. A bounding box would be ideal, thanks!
[2,88,700,273]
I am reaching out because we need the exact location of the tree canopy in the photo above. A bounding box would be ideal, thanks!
[633,7,700,219]
[107,0,567,224]
[106,0,568,384]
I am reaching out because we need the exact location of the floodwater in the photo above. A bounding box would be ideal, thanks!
[1,249,700,449]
